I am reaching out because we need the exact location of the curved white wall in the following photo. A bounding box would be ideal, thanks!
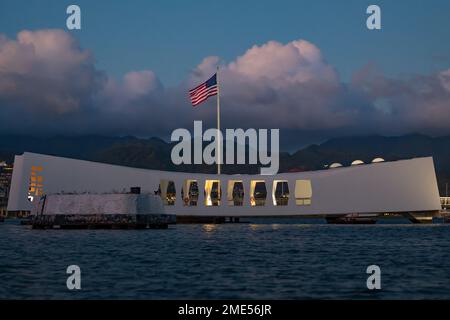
[8,152,442,217]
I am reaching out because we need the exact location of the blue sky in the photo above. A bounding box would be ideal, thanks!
[0,0,450,147]
[1,0,449,86]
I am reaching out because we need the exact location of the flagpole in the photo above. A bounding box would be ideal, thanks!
[216,65,221,175]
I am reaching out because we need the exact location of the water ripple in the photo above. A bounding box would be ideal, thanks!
[1,219,450,299]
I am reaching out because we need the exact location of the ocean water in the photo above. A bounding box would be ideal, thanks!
[1,218,450,299]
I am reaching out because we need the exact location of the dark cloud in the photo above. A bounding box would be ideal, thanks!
[0,29,449,144]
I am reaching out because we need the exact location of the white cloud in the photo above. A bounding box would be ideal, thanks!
[0,29,101,114]
[439,69,450,91]
[0,30,449,140]
[228,40,337,84]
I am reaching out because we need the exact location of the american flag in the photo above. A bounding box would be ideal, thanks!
[189,73,218,106]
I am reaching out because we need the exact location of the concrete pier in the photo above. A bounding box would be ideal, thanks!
[31,213,174,229]
[30,192,176,229]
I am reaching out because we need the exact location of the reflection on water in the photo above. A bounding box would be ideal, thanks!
[249,224,263,231]
[202,224,217,233]
[271,224,282,230]
[1,218,450,299]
